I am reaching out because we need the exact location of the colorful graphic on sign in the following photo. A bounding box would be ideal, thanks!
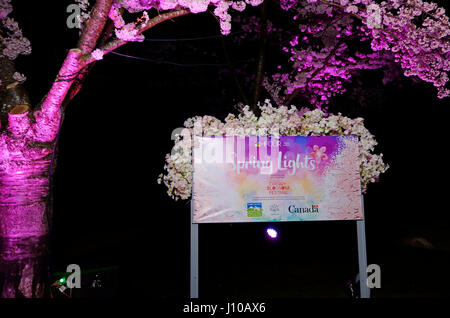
[247,202,263,217]
[192,136,363,223]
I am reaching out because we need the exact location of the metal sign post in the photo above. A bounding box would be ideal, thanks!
[190,200,199,298]
[356,195,370,298]
[190,195,369,298]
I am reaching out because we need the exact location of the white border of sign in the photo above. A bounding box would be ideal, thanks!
[190,195,370,298]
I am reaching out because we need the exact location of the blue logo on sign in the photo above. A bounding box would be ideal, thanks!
[247,202,263,217]
[247,202,262,210]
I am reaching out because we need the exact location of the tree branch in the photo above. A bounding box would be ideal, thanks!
[33,48,84,142]
[317,0,364,21]
[81,9,191,64]
[284,40,343,106]
[64,19,116,111]
[220,36,249,106]
[77,0,115,54]
[0,46,31,131]
[32,0,115,141]
[31,8,189,142]
[252,0,269,114]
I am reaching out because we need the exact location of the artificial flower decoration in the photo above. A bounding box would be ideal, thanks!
[310,145,328,164]
[159,100,389,200]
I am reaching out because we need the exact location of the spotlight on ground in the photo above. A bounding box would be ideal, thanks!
[266,227,278,240]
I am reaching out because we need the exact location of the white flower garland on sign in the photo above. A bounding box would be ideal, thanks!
[158,99,388,200]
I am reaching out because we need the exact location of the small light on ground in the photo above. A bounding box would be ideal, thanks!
[266,227,278,239]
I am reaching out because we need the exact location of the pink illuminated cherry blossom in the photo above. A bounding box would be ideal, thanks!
[268,0,450,107]
[0,0,31,61]
[91,48,104,60]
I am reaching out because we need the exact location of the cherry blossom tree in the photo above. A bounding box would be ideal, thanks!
[0,0,258,297]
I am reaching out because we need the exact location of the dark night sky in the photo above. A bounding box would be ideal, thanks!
[8,1,450,298]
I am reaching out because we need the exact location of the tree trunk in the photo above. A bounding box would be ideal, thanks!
[0,236,49,298]
[0,157,51,237]
[0,110,52,298]
[0,51,54,298]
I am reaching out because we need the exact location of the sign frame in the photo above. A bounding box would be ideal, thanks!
[192,135,363,223]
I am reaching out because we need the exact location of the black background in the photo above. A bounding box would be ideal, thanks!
[7,0,450,298]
